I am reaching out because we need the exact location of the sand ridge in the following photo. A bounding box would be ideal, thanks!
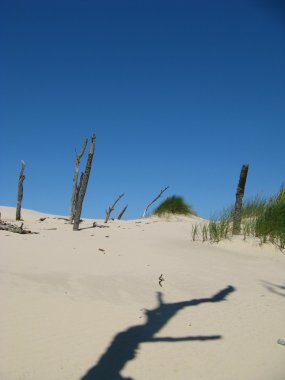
[1,206,285,380]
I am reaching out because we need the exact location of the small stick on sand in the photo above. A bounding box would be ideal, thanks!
[159,274,165,287]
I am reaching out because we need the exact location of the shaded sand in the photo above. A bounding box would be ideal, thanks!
[1,206,285,380]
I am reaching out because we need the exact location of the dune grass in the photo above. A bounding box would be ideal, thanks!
[191,187,285,249]
[153,195,197,217]
[254,188,285,248]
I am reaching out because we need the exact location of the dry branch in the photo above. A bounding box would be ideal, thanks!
[53,217,70,222]
[142,186,169,218]
[70,138,88,222]
[117,205,128,220]
[105,193,125,223]
[16,160,26,221]
[233,164,249,234]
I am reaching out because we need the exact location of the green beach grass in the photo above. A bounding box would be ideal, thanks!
[191,187,285,249]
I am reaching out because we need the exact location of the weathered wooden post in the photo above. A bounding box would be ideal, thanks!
[233,164,249,234]
[16,160,26,221]
[73,134,96,231]
[70,138,88,222]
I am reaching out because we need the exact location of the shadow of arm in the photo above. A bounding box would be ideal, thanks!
[150,335,222,342]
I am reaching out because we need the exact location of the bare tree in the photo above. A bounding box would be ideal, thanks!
[16,160,26,221]
[73,134,96,231]
[233,164,249,235]
[117,205,128,220]
[105,193,125,223]
[71,172,84,222]
[142,186,169,218]
[70,138,88,222]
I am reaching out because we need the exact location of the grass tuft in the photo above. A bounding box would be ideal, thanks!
[153,195,197,217]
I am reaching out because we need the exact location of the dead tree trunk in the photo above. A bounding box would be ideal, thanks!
[105,193,125,223]
[16,160,26,221]
[71,172,84,222]
[142,186,169,218]
[233,164,249,235]
[73,134,96,231]
[70,138,88,222]
[117,205,128,220]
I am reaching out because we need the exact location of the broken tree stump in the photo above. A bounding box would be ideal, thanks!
[233,164,249,235]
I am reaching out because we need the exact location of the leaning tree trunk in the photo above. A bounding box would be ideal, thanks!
[232,164,249,235]
[70,138,88,222]
[105,193,125,223]
[142,186,169,218]
[73,134,96,231]
[16,160,26,221]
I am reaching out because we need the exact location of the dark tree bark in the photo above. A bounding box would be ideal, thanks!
[70,138,88,222]
[117,205,128,220]
[105,193,125,223]
[73,134,96,231]
[71,172,84,222]
[142,186,169,218]
[16,160,26,221]
[233,164,249,235]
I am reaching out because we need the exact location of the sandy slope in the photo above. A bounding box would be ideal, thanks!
[1,206,285,380]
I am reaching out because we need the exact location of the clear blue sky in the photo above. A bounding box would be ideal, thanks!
[1,0,284,220]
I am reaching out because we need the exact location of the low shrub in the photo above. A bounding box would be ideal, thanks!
[153,195,197,217]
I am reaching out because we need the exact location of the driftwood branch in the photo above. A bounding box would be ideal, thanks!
[16,160,26,221]
[142,186,169,218]
[105,193,125,223]
[117,205,128,220]
[73,134,96,231]
[0,221,38,234]
[70,138,88,222]
[233,164,249,234]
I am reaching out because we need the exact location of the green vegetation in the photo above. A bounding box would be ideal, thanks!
[191,187,285,249]
[153,195,197,217]
[240,195,267,219]
[254,187,285,248]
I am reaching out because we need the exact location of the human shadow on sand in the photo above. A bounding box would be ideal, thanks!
[80,285,235,380]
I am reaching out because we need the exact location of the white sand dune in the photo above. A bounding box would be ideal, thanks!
[1,206,285,380]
